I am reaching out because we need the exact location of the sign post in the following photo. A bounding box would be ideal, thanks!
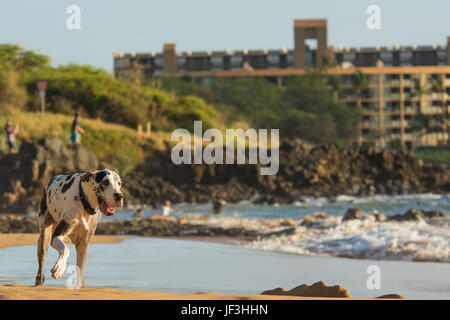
[36,81,47,113]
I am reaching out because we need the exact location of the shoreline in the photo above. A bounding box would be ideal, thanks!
[0,232,240,250]
[0,284,362,300]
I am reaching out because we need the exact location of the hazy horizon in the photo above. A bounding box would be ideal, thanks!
[1,0,449,73]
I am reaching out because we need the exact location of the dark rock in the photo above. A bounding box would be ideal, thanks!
[261,281,352,298]
[342,208,364,222]
[375,294,405,299]
[387,208,446,222]
[1,136,449,212]
[0,136,99,213]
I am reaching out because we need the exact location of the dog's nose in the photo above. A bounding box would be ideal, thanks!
[114,193,123,201]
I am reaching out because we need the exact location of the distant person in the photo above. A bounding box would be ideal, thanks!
[213,198,227,215]
[242,61,253,71]
[4,120,19,154]
[133,208,144,218]
[70,112,85,146]
[162,200,173,217]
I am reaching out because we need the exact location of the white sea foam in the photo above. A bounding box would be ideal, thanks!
[244,216,450,263]
[181,212,450,263]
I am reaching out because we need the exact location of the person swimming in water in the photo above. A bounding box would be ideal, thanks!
[213,198,227,215]
[162,200,173,217]
[133,208,144,218]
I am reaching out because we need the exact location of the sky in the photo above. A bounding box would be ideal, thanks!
[0,0,449,73]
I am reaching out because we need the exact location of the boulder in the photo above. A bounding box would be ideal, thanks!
[261,281,352,298]
[0,136,99,213]
[342,208,364,222]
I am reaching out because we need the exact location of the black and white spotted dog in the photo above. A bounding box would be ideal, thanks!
[35,169,123,288]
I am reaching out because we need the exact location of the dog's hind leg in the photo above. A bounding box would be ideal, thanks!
[35,218,54,285]
[50,219,76,280]
[35,190,54,286]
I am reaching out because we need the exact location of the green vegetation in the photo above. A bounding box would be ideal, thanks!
[0,111,154,174]
[0,44,219,132]
[161,73,362,145]
[1,44,365,173]
[415,145,450,164]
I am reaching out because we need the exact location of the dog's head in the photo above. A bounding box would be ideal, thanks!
[82,169,123,216]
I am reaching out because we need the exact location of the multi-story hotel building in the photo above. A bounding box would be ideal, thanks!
[113,19,450,147]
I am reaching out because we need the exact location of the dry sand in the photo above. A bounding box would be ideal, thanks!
[0,233,125,249]
[0,285,328,300]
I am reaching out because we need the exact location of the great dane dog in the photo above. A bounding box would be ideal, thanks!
[35,169,123,288]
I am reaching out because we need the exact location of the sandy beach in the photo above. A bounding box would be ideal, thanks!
[0,284,330,300]
[0,233,125,249]
[0,232,409,300]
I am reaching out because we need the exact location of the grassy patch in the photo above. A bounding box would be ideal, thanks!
[0,111,166,174]
[415,146,450,164]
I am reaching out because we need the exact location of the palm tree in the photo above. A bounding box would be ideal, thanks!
[408,75,431,145]
[328,75,341,102]
[410,113,433,147]
[352,69,368,145]
[430,74,447,144]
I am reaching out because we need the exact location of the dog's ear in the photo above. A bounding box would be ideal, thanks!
[95,170,108,183]
[81,171,95,182]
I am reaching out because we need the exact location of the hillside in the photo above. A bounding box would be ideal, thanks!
[0,110,171,174]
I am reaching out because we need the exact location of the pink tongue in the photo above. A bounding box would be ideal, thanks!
[99,202,115,215]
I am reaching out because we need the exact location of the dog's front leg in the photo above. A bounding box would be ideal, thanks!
[51,219,76,280]
[75,242,90,288]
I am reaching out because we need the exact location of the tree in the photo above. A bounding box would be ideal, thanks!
[409,75,431,145]
[411,113,433,147]
[328,75,341,101]
[0,44,49,72]
[283,73,361,144]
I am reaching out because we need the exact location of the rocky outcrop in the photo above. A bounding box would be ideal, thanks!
[0,136,449,212]
[261,281,405,299]
[0,136,98,213]
[342,208,364,221]
[126,139,450,205]
[387,209,446,222]
[0,214,280,238]
[261,281,352,298]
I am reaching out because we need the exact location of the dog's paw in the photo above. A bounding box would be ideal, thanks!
[51,255,68,280]
[35,275,45,286]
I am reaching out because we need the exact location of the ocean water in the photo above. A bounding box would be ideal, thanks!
[0,237,449,299]
[118,194,450,263]
[1,194,448,298]
[121,193,450,220]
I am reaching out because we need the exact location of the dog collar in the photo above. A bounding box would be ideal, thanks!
[79,179,97,215]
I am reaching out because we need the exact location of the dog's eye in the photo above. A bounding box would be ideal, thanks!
[118,182,122,187]
[103,180,109,186]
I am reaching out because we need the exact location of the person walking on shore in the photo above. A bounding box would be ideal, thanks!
[70,112,85,146]
[4,120,19,154]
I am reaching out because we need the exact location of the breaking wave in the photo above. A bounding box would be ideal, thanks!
[183,212,450,263]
